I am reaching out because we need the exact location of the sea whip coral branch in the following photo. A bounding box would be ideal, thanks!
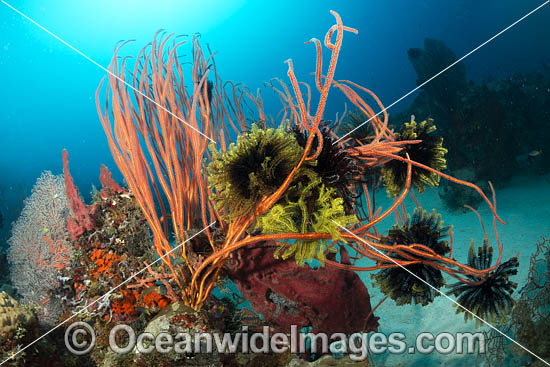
[63,149,96,239]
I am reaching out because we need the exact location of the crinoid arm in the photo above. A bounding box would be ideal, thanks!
[256,172,357,266]
[447,239,519,326]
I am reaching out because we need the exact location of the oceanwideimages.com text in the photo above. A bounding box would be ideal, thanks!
[65,322,486,361]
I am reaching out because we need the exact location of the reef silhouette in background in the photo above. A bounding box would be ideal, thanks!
[392,38,550,210]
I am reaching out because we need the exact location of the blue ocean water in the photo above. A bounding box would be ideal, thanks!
[1,0,548,206]
[1,1,549,366]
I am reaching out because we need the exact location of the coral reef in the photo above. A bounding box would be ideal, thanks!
[56,156,175,365]
[0,12,523,366]
[0,292,39,366]
[61,161,166,318]
[0,292,35,336]
[102,301,222,366]
[507,237,550,366]
[482,237,550,366]
[94,12,518,351]
[97,15,517,325]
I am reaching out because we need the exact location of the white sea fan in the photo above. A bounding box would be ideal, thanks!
[7,171,72,326]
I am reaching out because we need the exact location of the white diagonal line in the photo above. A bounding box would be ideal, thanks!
[332,220,550,366]
[0,222,216,366]
[1,0,216,144]
[336,1,550,143]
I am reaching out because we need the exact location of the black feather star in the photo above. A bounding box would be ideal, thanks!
[447,239,518,326]
[372,208,451,306]
[291,126,362,214]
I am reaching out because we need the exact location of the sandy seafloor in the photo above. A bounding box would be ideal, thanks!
[356,173,550,366]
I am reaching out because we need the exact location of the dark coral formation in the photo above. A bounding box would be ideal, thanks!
[0,290,87,366]
[372,208,450,306]
[393,38,550,209]
[407,38,468,110]
[507,237,550,366]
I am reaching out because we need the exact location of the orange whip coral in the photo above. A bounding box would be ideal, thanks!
[97,11,512,311]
